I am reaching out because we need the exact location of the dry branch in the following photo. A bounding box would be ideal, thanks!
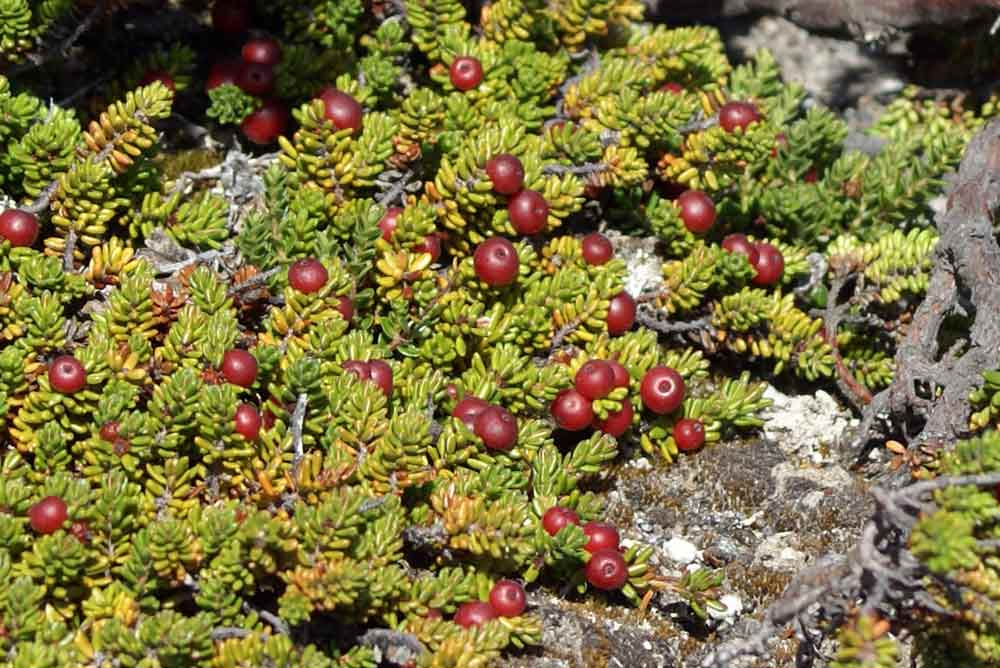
[847,117,1000,467]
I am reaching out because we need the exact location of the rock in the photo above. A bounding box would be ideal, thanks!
[725,15,904,107]
[707,594,744,625]
[759,386,858,460]
[754,532,808,573]
[665,536,701,565]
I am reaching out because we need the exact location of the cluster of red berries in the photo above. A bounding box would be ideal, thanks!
[721,233,784,287]
[452,395,518,451]
[542,506,629,590]
[377,207,443,264]
[99,420,131,456]
[202,31,288,145]
[341,359,394,397]
[671,175,784,289]
[288,258,355,321]
[483,152,551,237]
[452,578,527,628]
[0,208,39,247]
[578,232,637,336]
[204,3,368,146]
[640,365,705,452]
[551,358,633,437]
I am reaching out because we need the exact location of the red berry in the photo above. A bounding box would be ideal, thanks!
[721,233,759,265]
[550,389,594,432]
[473,237,519,287]
[575,360,615,401]
[70,520,90,543]
[640,366,685,415]
[336,296,354,323]
[473,405,518,451]
[542,506,580,536]
[581,233,613,266]
[221,349,257,387]
[606,291,636,335]
[718,101,761,133]
[288,258,328,293]
[342,360,370,381]
[751,242,784,287]
[0,209,39,247]
[236,62,275,96]
[318,87,363,134]
[211,0,251,34]
[28,496,68,534]
[582,521,621,553]
[241,37,281,66]
[241,99,288,145]
[507,190,548,235]
[450,56,483,91]
[452,396,489,429]
[99,421,120,442]
[606,360,630,389]
[585,548,628,590]
[234,403,261,440]
[368,360,393,397]
[485,154,525,195]
[770,132,788,157]
[593,401,633,437]
[139,69,176,92]
[804,167,818,183]
[660,82,684,94]
[673,418,705,452]
[206,59,242,91]
[453,601,497,628]
[489,580,527,617]
[49,355,86,394]
[677,190,716,234]
[378,207,402,240]
[413,234,441,263]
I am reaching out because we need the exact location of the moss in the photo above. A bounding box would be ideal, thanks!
[725,562,794,609]
[156,148,222,181]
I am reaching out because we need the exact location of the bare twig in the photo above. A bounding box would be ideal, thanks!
[358,629,426,666]
[154,249,225,275]
[541,162,610,177]
[636,305,714,337]
[821,274,873,411]
[290,393,308,477]
[5,1,106,77]
[258,609,291,635]
[210,627,251,641]
[792,252,828,300]
[21,179,61,215]
[62,230,77,272]
[228,267,281,295]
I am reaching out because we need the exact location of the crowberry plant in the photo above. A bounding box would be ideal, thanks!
[0,3,988,667]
